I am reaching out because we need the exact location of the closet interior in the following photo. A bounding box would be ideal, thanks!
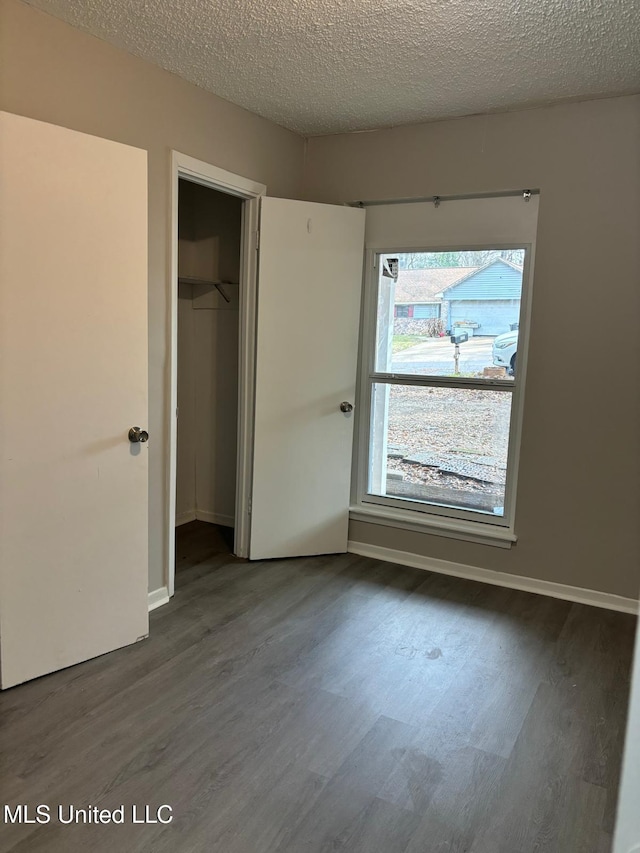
[176,178,243,553]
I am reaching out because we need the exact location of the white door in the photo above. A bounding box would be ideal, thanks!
[250,198,365,560]
[0,112,149,689]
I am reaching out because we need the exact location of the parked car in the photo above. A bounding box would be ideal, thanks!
[493,330,518,375]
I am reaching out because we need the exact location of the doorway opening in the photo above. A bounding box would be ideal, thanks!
[175,179,242,567]
[167,152,266,598]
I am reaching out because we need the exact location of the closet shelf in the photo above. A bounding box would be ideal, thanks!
[178,277,238,304]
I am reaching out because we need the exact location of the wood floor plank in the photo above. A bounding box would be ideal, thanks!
[195,769,330,853]
[401,746,506,853]
[271,715,418,853]
[555,780,608,853]
[323,797,422,853]
[467,680,611,853]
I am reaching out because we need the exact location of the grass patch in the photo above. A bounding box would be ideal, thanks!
[392,335,426,353]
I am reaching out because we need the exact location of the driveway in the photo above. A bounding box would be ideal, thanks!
[391,336,496,376]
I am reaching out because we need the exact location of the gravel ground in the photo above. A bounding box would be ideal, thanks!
[382,384,511,492]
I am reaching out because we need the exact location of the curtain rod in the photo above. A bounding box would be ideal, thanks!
[348,189,540,208]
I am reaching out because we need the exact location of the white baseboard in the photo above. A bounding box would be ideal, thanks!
[347,541,639,615]
[195,509,235,528]
[148,586,170,612]
[176,510,197,526]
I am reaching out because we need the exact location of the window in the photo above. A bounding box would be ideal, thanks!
[395,304,413,318]
[353,194,538,545]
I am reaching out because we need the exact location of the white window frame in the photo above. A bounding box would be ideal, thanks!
[351,240,536,549]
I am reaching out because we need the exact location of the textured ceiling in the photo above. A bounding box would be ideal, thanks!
[26,0,640,135]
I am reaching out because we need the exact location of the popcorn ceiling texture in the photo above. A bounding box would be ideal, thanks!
[25,0,640,135]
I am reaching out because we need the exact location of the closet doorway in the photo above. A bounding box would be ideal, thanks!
[176,179,241,543]
[168,153,265,597]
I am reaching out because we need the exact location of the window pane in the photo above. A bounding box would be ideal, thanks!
[375,250,524,379]
[368,384,513,516]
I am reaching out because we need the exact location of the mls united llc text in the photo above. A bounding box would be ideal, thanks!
[3,805,173,825]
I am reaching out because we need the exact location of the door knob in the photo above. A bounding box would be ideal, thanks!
[340,402,354,413]
[128,426,149,443]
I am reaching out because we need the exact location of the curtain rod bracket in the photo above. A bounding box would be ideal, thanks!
[433,196,441,208]
[523,190,532,202]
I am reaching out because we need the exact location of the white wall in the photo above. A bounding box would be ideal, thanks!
[177,181,242,527]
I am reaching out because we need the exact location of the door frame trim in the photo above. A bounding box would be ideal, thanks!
[167,151,266,596]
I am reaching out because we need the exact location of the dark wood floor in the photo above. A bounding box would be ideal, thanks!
[1,521,636,852]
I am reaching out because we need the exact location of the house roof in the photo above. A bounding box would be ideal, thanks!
[395,267,477,304]
[439,258,524,300]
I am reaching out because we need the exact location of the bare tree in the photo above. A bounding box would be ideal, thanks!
[397,249,524,270]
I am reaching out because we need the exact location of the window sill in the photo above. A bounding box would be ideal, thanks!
[349,504,517,549]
